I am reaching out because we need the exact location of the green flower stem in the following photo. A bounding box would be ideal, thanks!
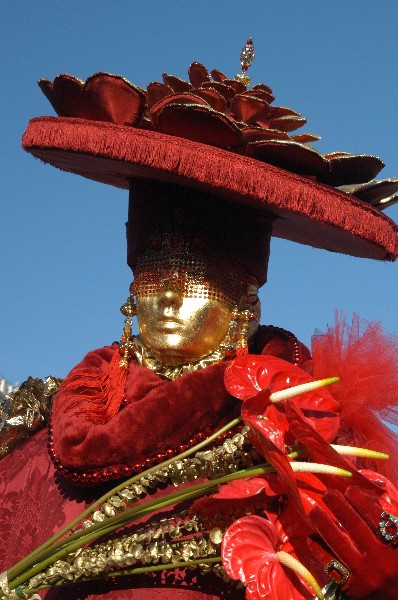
[7,460,282,594]
[8,485,220,590]
[8,416,242,581]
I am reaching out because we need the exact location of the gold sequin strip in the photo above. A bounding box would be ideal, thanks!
[81,426,259,528]
[27,514,223,588]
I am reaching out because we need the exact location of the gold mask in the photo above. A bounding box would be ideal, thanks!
[136,283,234,365]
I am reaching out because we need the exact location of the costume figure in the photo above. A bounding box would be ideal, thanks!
[1,42,398,599]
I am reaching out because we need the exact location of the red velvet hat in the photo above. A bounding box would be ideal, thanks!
[22,53,398,267]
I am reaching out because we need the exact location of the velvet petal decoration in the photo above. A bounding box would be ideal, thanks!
[268,106,302,119]
[146,82,172,108]
[155,103,242,147]
[38,75,86,118]
[268,115,308,133]
[323,153,385,186]
[188,61,210,87]
[200,80,236,101]
[162,73,192,93]
[82,73,147,125]
[240,128,291,145]
[339,178,398,205]
[230,94,270,124]
[40,73,148,126]
[246,140,328,178]
[192,87,227,112]
[210,68,227,82]
[291,133,321,143]
[252,83,275,103]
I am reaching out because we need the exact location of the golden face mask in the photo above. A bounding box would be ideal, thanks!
[136,286,234,363]
[131,245,260,364]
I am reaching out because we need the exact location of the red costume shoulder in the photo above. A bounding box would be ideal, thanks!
[51,329,310,485]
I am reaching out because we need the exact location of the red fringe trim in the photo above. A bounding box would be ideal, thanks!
[59,345,127,424]
[22,117,398,261]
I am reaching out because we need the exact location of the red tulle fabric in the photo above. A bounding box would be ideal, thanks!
[311,314,398,487]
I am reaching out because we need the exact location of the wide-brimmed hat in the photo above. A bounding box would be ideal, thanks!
[22,61,398,263]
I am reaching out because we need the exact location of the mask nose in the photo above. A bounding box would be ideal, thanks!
[158,288,183,309]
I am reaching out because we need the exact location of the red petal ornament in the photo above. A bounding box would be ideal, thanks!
[222,79,247,94]
[252,83,275,102]
[188,61,210,87]
[155,103,242,147]
[44,75,88,118]
[147,82,172,108]
[83,73,147,125]
[322,154,385,186]
[193,88,227,112]
[244,89,274,104]
[231,94,270,124]
[268,115,307,133]
[269,106,302,119]
[200,80,236,101]
[150,92,210,124]
[210,68,227,82]
[339,178,398,205]
[246,140,328,177]
[291,133,321,143]
[162,73,192,93]
[240,127,290,144]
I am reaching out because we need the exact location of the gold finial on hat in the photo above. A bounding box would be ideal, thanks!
[235,37,255,86]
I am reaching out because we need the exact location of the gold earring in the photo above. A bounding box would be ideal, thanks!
[119,283,137,367]
[236,309,255,356]
[218,307,240,356]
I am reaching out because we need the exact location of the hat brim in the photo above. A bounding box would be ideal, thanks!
[23,116,398,261]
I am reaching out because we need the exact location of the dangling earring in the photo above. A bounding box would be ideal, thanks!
[235,309,255,356]
[218,307,240,356]
[119,282,137,367]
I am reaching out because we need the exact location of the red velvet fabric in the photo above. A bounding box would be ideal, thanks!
[52,327,311,476]
[0,327,309,599]
[52,346,239,471]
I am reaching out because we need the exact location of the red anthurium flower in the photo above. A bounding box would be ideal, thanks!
[225,355,340,445]
[284,400,384,496]
[359,469,398,513]
[222,515,315,599]
[189,475,283,528]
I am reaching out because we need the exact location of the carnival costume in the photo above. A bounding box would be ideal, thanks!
[1,41,398,600]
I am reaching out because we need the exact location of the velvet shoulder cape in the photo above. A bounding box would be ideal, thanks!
[51,326,311,485]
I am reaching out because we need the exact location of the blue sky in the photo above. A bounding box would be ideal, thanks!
[2,1,398,384]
